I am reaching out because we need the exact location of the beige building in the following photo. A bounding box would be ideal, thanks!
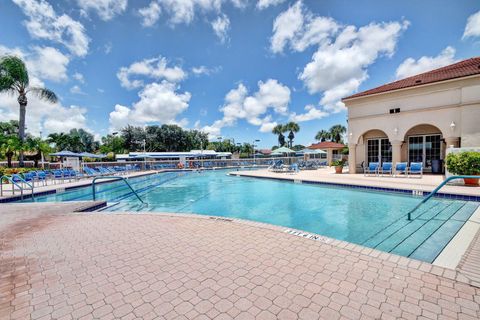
[343,57,480,174]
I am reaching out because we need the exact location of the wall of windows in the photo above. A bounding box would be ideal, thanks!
[366,138,391,164]
[408,134,441,168]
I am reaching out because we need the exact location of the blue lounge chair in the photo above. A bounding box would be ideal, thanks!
[286,163,299,174]
[409,162,423,178]
[364,162,379,176]
[394,162,408,177]
[378,162,393,176]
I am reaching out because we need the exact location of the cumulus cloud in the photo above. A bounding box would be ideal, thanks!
[257,0,286,10]
[0,45,70,83]
[463,11,480,39]
[77,0,128,21]
[395,46,456,79]
[271,1,408,113]
[109,82,191,131]
[290,104,328,122]
[139,0,162,27]
[211,14,230,43]
[73,72,85,83]
[202,79,291,137]
[70,85,85,95]
[117,56,186,89]
[12,0,90,57]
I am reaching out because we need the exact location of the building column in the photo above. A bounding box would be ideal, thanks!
[445,137,460,148]
[348,143,357,174]
[327,149,332,166]
[391,140,403,165]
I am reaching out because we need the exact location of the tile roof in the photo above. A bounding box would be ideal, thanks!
[343,57,480,100]
[308,141,345,149]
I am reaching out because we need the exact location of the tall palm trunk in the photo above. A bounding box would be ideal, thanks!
[18,93,27,167]
[6,152,13,168]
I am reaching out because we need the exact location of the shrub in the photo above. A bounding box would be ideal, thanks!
[331,159,346,167]
[445,151,480,175]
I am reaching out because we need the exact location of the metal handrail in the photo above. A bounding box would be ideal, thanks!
[0,175,35,200]
[407,175,479,220]
[92,176,145,204]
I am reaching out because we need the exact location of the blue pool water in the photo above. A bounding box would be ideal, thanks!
[28,170,478,262]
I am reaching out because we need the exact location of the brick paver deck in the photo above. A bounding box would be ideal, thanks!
[1,204,479,319]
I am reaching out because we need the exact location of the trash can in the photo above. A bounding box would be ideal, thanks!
[432,159,443,174]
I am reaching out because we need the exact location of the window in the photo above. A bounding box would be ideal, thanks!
[408,135,441,168]
[367,138,391,164]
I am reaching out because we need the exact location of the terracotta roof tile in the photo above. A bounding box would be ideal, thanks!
[343,57,480,100]
[308,141,345,149]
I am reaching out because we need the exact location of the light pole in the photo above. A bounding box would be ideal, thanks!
[253,139,260,165]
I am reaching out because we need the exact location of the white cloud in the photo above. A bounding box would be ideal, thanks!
[290,104,328,122]
[109,81,191,131]
[257,0,286,10]
[395,46,456,79]
[139,0,162,27]
[0,45,69,83]
[70,85,85,95]
[12,0,90,57]
[77,0,128,21]
[211,14,230,43]
[271,1,408,113]
[117,56,186,89]
[202,79,291,137]
[463,11,480,39]
[191,65,221,76]
[73,72,85,83]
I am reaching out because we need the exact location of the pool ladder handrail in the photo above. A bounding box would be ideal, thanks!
[92,176,145,204]
[407,175,479,220]
[0,175,35,200]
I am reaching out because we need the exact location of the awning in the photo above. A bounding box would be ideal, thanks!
[271,146,295,155]
[49,150,81,157]
[79,152,107,159]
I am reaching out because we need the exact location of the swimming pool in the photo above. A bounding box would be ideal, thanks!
[29,170,479,263]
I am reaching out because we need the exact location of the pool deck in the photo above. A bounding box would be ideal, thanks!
[230,168,480,198]
[1,203,480,319]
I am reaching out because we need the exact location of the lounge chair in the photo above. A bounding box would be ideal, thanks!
[394,162,408,177]
[364,162,379,176]
[409,162,423,178]
[268,160,284,172]
[286,163,299,174]
[378,162,393,176]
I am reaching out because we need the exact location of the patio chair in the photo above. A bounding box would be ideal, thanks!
[286,163,299,174]
[378,162,393,176]
[364,162,380,176]
[409,162,423,178]
[394,162,408,177]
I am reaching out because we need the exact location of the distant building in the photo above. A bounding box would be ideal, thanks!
[308,141,345,165]
[343,57,480,174]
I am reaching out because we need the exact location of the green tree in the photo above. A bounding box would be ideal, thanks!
[285,122,300,148]
[329,124,347,143]
[25,136,51,168]
[272,124,287,147]
[0,136,21,167]
[0,56,57,167]
[315,129,331,142]
[100,134,125,154]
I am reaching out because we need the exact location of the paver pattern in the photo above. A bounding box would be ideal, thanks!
[1,205,479,319]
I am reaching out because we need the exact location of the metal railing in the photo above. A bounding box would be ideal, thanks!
[0,175,35,200]
[92,176,145,204]
[407,175,479,220]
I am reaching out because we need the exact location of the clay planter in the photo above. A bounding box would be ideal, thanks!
[464,177,479,186]
[335,166,343,174]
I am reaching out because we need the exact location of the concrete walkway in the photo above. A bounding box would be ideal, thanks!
[1,204,479,319]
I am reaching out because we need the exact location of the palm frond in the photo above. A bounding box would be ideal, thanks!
[28,87,58,103]
[0,55,29,88]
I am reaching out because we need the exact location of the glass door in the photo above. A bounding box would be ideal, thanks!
[408,135,441,168]
[367,138,391,164]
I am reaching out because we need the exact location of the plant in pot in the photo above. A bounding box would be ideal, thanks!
[445,151,480,186]
[331,159,346,174]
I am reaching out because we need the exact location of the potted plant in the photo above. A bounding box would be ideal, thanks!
[331,159,345,174]
[445,151,480,186]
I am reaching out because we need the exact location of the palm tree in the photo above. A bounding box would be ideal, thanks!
[272,124,287,147]
[25,136,51,168]
[285,122,300,148]
[0,136,21,168]
[0,56,57,167]
[315,130,331,142]
[329,124,347,143]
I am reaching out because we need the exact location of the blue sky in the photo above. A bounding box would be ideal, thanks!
[0,0,479,148]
